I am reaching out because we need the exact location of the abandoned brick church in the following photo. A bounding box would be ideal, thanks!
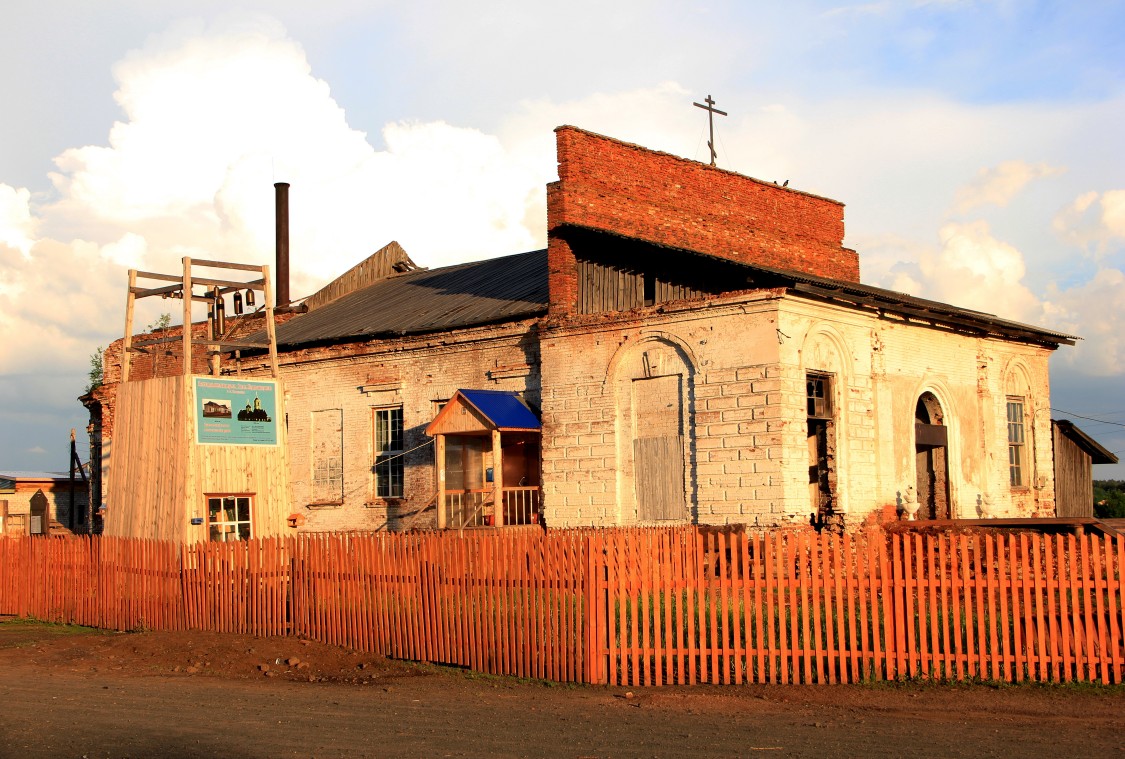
[87,126,1080,540]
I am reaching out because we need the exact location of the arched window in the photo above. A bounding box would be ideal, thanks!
[1003,363,1033,489]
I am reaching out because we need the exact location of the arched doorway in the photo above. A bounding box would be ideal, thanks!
[613,338,696,523]
[915,393,951,519]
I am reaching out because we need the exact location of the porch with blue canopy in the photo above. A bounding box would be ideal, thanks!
[425,389,542,529]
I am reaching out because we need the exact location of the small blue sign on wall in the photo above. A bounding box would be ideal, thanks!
[194,377,279,446]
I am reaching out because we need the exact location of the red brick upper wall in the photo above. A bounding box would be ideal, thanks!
[548,126,859,283]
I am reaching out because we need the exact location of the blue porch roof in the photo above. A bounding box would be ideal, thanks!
[457,389,541,431]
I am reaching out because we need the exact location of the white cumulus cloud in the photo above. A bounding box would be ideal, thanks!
[1,14,552,381]
[0,184,36,257]
[1100,190,1125,238]
[914,220,1044,323]
[953,160,1064,214]
[1053,188,1125,254]
[1045,267,1125,376]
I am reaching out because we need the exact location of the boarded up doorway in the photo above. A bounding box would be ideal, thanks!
[915,393,950,519]
[633,374,685,521]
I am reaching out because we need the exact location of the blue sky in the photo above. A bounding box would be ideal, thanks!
[1,0,1124,476]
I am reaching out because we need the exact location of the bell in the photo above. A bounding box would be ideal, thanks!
[212,287,226,336]
[233,290,244,315]
[245,288,256,308]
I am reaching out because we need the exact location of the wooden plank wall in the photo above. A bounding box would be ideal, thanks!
[103,375,189,540]
[1054,426,1093,518]
[304,241,414,311]
[105,375,293,542]
[577,260,705,315]
[578,260,642,314]
[654,280,700,303]
[2,528,1122,686]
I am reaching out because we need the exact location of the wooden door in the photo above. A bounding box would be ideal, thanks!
[29,490,48,535]
[633,375,685,521]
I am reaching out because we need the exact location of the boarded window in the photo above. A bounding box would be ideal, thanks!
[632,374,685,521]
[1007,397,1026,487]
[311,409,344,503]
[374,406,404,498]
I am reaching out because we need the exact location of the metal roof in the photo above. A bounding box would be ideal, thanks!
[458,389,542,430]
[0,471,72,482]
[266,228,1074,351]
[560,224,1077,348]
[1053,419,1119,465]
[273,249,548,348]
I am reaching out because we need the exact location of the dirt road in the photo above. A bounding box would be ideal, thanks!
[0,621,1121,758]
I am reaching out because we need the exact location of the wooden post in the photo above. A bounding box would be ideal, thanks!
[261,264,280,378]
[492,429,503,527]
[182,258,193,377]
[207,287,219,376]
[68,429,77,531]
[122,270,137,382]
[436,434,446,529]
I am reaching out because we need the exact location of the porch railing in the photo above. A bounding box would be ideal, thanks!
[444,490,490,529]
[502,486,541,526]
[443,486,541,529]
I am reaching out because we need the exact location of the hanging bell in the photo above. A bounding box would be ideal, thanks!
[245,288,256,308]
[233,290,244,315]
[212,287,226,336]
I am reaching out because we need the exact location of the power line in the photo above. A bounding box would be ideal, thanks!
[1050,408,1125,428]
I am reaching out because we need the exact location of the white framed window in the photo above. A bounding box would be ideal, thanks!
[207,495,252,542]
[374,406,404,498]
[1007,397,1026,487]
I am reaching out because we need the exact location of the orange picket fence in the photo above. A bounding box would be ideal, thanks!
[591,528,1124,686]
[0,527,1121,686]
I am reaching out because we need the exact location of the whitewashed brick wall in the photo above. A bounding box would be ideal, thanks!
[540,291,1058,529]
[271,321,540,532]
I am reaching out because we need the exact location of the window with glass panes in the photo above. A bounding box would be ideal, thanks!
[806,373,832,418]
[207,495,252,542]
[374,406,404,498]
[1006,397,1026,487]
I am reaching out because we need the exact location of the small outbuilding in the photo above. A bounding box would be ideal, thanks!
[1052,419,1120,518]
[0,471,88,537]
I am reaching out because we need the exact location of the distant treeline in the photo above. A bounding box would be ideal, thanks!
[1094,480,1125,519]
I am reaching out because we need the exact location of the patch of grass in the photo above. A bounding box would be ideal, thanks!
[0,617,106,648]
[856,673,1125,695]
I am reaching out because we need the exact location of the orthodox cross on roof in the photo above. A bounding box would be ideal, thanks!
[692,94,727,167]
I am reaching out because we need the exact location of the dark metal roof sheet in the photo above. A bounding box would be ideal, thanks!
[459,389,542,430]
[274,249,548,347]
[0,471,71,482]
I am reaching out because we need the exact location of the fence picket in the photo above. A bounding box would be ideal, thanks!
[2,526,1123,687]
[1111,536,1124,684]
